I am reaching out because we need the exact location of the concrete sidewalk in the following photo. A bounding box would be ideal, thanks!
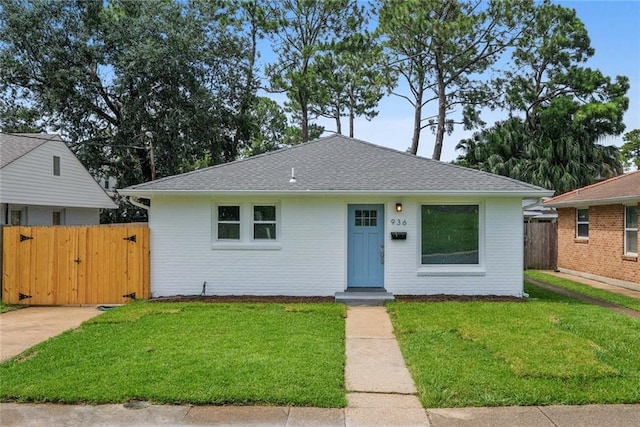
[3,402,640,426]
[2,305,640,426]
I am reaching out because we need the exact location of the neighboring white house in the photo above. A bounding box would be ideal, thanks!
[119,135,552,299]
[0,133,117,225]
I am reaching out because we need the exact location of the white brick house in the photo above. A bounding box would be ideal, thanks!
[119,135,552,298]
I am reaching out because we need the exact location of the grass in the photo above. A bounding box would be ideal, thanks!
[388,283,640,408]
[525,270,640,312]
[0,301,347,407]
[0,301,24,313]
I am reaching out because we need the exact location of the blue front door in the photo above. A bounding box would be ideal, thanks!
[348,204,384,288]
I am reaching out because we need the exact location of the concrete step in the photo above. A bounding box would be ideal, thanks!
[335,291,395,305]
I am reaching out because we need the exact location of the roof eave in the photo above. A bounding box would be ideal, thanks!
[545,195,640,208]
[118,188,553,199]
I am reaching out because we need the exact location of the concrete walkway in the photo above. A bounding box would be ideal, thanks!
[0,306,104,362]
[344,306,429,425]
[541,270,640,299]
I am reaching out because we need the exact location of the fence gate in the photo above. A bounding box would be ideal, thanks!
[2,225,149,305]
[524,222,557,270]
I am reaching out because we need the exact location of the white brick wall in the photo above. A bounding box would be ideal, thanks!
[148,195,525,297]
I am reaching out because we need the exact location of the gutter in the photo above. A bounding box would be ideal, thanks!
[126,196,150,211]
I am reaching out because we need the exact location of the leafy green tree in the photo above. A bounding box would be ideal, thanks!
[620,129,640,170]
[456,112,622,194]
[0,0,256,186]
[457,1,629,194]
[265,0,361,143]
[504,1,628,135]
[311,7,395,138]
[0,103,44,133]
[377,0,529,159]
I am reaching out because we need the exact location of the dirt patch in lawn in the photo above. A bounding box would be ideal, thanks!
[148,295,336,304]
[395,294,524,303]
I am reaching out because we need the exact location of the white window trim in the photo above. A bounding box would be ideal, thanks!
[211,202,281,250]
[624,205,638,256]
[251,204,278,242]
[417,202,485,275]
[576,208,589,239]
[215,204,242,242]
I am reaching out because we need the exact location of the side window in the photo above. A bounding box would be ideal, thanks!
[576,208,589,238]
[53,156,61,176]
[253,205,276,240]
[217,206,240,240]
[625,205,638,256]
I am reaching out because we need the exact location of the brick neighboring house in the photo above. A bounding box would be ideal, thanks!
[544,171,639,288]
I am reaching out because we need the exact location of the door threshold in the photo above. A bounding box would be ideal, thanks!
[345,287,387,293]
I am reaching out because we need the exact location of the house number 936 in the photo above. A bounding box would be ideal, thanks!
[390,219,407,226]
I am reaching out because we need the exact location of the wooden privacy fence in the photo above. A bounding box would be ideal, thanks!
[2,224,149,305]
[524,222,557,270]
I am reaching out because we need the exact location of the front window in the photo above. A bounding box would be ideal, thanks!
[576,208,589,238]
[253,205,276,240]
[421,205,479,265]
[217,206,240,240]
[625,205,638,256]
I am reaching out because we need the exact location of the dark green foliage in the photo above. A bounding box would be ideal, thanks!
[0,0,260,221]
[620,129,640,170]
[456,1,628,194]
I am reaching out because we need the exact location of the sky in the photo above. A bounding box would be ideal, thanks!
[262,0,640,163]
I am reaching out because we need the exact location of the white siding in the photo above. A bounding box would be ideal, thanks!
[0,139,116,209]
[149,195,525,297]
[1,204,99,225]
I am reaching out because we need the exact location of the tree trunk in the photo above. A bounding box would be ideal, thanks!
[335,108,342,135]
[349,108,354,138]
[299,88,309,143]
[410,85,424,155]
[432,66,447,161]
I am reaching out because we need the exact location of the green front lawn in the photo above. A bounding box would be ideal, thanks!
[525,270,640,312]
[388,283,640,408]
[0,302,347,407]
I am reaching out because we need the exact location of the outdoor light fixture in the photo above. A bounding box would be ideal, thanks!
[395,203,403,213]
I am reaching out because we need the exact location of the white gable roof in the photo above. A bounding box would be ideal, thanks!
[0,133,116,209]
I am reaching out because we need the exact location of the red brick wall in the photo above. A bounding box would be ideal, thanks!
[557,204,639,284]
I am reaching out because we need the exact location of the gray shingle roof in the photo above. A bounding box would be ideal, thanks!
[545,171,640,207]
[120,135,551,196]
[1,133,60,168]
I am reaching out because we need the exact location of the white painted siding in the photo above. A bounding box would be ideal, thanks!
[149,195,525,297]
[149,195,347,297]
[1,204,99,225]
[0,139,116,209]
